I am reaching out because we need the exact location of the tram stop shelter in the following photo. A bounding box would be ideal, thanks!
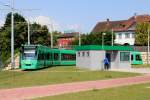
[75,45,133,70]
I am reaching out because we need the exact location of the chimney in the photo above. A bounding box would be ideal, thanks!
[134,13,137,21]
[107,18,110,22]
[106,18,110,26]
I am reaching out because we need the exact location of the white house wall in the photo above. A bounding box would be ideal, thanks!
[115,32,135,45]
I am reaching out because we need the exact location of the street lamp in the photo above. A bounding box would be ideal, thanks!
[4,1,15,69]
[50,24,54,48]
[102,33,106,49]
[2,0,17,69]
[79,32,81,46]
[112,29,114,46]
[4,0,15,69]
[0,47,2,68]
[27,20,30,45]
[11,0,15,69]
[148,29,150,65]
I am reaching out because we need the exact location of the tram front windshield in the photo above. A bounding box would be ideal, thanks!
[23,49,36,60]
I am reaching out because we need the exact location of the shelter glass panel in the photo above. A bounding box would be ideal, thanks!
[120,52,130,61]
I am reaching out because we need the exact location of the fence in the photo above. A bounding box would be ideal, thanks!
[131,46,150,52]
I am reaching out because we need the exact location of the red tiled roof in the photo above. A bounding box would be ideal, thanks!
[92,15,150,33]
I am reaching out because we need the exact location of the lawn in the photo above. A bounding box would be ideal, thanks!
[0,66,139,89]
[33,83,150,100]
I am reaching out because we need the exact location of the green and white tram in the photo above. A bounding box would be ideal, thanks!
[131,51,143,65]
[20,45,76,70]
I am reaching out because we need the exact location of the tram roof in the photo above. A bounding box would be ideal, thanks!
[75,45,133,51]
[22,44,76,53]
[52,49,76,54]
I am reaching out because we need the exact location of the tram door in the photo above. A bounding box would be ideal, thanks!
[106,53,111,69]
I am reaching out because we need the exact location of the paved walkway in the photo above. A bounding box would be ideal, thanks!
[0,75,150,100]
[110,68,150,74]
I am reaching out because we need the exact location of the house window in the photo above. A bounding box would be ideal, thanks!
[118,33,122,39]
[120,52,130,61]
[125,33,130,38]
[132,33,135,38]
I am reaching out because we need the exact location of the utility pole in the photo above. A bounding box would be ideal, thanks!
[27,20,30,45]
[0,47,2,68]
[50,23,53,48]
[102,33,106,49]
[0,0,15,69]
[79,32,81,46]
[11,0,15,69]
[112,29,114,46]
[148,29,150,65]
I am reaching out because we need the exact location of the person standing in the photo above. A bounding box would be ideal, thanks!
[104,57,109,70]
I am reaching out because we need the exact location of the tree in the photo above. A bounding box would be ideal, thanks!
[135,22,150,46]
[4,13,26,27]
[30,23,49,46]
[0,12,50,64]
[71,32,115,46]
[0,13,27,63]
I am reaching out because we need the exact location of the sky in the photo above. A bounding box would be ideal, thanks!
[0,0,150,33]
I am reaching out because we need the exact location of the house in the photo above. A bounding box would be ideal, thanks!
[92,14,150,45]
[57,32,79,48]
[76,45,133,70]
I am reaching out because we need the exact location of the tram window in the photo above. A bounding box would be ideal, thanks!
[78,52,80,57]
[38,51,41,60]
[23,48,36,60]
[38,54,40,60]
[61,54,67,60]
[23,53,35,60]
[82,52,85,57]
[49,53,52,60]
[41,54,43,60]
[39,54,41,60]
[54,53,59,60]
[42,53,44,60]
[47,53,49,60]
[72,55,76,60]
[136,55,142,61]
[61,54,76,60]
[131,55,133,61]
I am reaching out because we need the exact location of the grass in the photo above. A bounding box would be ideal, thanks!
[33,83,150,100]
[132,64,150,68]
[0,66,139,89]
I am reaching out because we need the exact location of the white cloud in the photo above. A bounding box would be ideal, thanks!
[29,16,82,33]
[65,24,82,33]
[30,16,61,32]
[0,20,4,28]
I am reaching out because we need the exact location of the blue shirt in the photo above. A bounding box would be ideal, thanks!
[104,58,109,64]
